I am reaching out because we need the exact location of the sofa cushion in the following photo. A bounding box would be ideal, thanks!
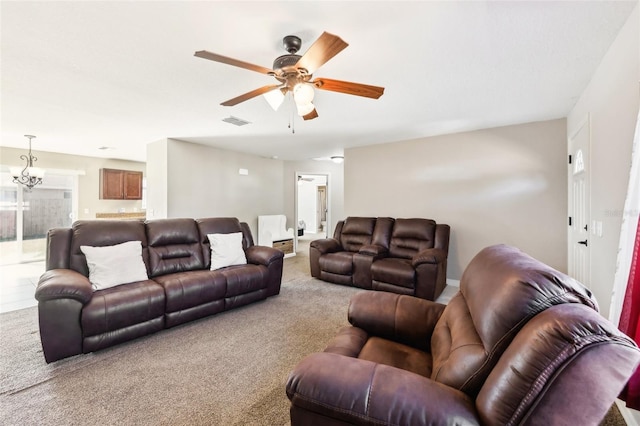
[221,264,268,297]
[80,240,149,290]
[370,258,415,288]
[70,219,149,277]
[358,337,433,377]
[147,218,204,277]
[339,217,376,252]
[153,270,226,313]
[81,280,165,337]
[319,252,355,275]
[388,218,436,259]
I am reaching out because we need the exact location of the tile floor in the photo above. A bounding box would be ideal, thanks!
[0,261,44,313]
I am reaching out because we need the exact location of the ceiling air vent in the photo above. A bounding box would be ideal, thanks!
[222,116,251,126]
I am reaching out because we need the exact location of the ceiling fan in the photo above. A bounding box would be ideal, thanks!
[194,31,385,121]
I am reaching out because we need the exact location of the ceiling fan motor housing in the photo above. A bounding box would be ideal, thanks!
[272,54,302,74]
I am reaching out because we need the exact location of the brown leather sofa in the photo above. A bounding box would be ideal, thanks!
[310,217,450,300]
[287,244,640,425]
[35,217,284,363]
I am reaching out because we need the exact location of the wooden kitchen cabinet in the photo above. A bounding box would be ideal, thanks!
[100,168,143,200]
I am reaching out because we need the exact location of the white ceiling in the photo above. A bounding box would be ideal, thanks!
[1,1,636,163]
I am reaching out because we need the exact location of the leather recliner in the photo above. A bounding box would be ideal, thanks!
[36,217,284,363]
[310,217,450,300]
[287,244,640,425]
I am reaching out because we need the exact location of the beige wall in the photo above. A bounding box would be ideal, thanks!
[146,139,168,220]
[567,4,639,320]
[345,119,568,280]
[283,160,344,236]
[0,146,145,220]
[145,138,284,237]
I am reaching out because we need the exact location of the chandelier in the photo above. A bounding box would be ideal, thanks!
[10,135,45,191]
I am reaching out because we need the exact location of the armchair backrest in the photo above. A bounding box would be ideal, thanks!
[429,244,598,397]
[388,218,437,259]
[476,303,640,425]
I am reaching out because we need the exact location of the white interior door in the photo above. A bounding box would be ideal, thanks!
[568,116,591,286]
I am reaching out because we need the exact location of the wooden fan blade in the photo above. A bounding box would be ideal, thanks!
[313,78,385,99]
[194,50,273,75]
[303,108,318,121]
[295,32,348,74]
[221,85,282,106]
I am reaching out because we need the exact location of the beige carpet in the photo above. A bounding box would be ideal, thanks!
[0,243,626,425]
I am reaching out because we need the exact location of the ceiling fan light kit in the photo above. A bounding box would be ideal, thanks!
[263,89,285,111]
[195,31,384,122]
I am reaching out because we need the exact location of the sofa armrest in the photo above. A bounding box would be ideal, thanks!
[245,245,284,266]
[358,244,388,257]
[287,353,480,426]
[35,269,93,305]
[412,247,447,268]
[309,238,342,254]
[348,291,446,350]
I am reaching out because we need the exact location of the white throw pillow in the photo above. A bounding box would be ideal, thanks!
[208,232,247,270]
[80,240,149,291]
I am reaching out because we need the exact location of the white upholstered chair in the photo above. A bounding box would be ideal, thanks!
[258,215,294,247]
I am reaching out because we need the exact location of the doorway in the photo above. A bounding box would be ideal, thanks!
[295,173,329,253]
[568,115,591,286]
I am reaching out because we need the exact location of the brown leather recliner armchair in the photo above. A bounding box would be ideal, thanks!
[287,244,640,425]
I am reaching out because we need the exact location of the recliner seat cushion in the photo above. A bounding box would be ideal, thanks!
[153,270,226,313]
[358,337,433,377]
[319,252,355,275]
[81,280,165,337]
[371,258,415,288]
[220,264,268,297]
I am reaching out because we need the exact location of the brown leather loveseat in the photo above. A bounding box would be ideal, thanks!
[288,244,640,425]
[310,217,449,300]
[35,217,284,363]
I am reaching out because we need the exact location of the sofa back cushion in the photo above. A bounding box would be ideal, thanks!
[146,218,204,277]
[196,217,250,269]
[338,217,377,252]
[69,219,149,277]
[429,244,598,397]
[388,218,436,259]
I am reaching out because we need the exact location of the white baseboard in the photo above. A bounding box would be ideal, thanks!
[616,399,639,426]
[446,279,460,287]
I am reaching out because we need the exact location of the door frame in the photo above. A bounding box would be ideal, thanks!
[294,172,330,253]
